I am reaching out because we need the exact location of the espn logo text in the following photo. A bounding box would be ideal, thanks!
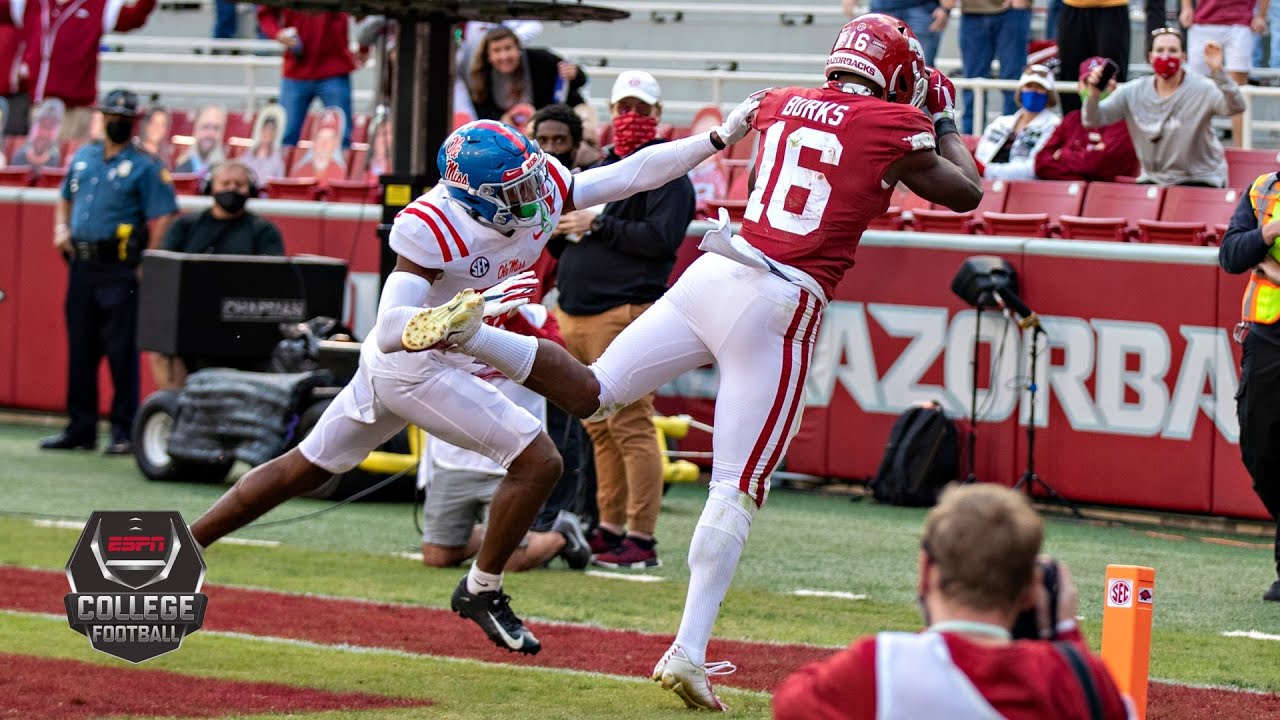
[107,536,166,553]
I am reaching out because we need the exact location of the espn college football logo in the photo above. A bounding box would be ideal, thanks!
[64,511,207,663]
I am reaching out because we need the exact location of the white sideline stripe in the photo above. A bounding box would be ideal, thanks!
[31,519,85,530]
[790,589,867,601]
[0,609,770,698]
[393,552,424,562]
[28,519,280,547]
[584,570,665,583]
[1223,630,1280,642]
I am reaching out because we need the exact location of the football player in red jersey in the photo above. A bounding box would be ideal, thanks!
[409,14,981,711]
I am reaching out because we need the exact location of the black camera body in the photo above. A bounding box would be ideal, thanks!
[1012,557,1061,640]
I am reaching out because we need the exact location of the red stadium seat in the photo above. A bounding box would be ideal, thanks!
[327,179,378,203]
[980,180,1084,236]
[168,172,203,196]
[350,113,372,144]
[911,179,1010,234]
[33,166,67,188]
[1137,185,1242,245]
[705,165,751,222]
[727,129,757,161]
[346,144,369,179]
[867,205,904,231]
[225,110,254,141]
[168,108,195,138]
[1225,148,1279,191]
[0,166,31,187]
[1059,182,1164,242]
[265,177,320,201]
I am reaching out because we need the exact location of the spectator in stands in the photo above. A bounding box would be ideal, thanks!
[41,89,177,455]
[420,307,591,573]
[1035,57,1140,181]
[240,104,287,182]
[531,103,585,172]
[547,71,695,570]
[0,25,27,137]
[0,0,159,141]
[1083,29,1244,187]
[1218,168,1280,603]
[138,107,172,168]
[10,98,63,172]
[773,483,1133,719]
[453,20,544,123]
[175,104,227,178]
[1180,0,1266,145]
[463,26,587,123]
[258,7,364,148]
[363,110,390,181]
[943,0,1030,134]
[845,0,949,65]
[289,106,346,184]
[153,159,283,389]
[975,64,1061,180]
[1055,0,1132,115]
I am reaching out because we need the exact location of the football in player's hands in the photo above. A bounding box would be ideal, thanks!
[925,68,956,121]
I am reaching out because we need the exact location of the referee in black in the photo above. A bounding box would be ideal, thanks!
[40,89,178,455]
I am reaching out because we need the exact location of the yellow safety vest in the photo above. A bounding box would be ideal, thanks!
[1241,173,1280,324]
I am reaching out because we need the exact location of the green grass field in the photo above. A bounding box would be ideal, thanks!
[2,421,1280,718]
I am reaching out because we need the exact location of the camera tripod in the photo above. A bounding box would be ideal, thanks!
[1012,325,1082,518]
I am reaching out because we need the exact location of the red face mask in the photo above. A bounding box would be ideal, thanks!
[1152,55,1182,79]
[612,111,658,157]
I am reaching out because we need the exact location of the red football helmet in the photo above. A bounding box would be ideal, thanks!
[826,13,928,106]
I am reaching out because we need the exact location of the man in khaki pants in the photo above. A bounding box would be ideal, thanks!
[550,70,696,569]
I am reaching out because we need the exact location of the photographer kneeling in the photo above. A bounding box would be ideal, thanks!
[773,484,1134,720]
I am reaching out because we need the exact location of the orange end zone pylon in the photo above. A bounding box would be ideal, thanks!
[1101,564,1156,720]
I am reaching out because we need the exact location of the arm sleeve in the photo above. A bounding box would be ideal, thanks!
[160,215,185,251]
[592,175,694,261]
[141,162,179,220]
[1220,191,1268,274]
[257,6,283,39]
[374,270,433,353]
[1208,69,1248,116]
[256,219,286,256]
[1083,87,1126,128]
[572,133,719,210]
[112,0,157,32]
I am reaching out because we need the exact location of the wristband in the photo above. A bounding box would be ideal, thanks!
[708,131,726,151]
[934,116,959,140]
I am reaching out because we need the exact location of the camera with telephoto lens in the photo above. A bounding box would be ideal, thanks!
[1011,556,1061,640]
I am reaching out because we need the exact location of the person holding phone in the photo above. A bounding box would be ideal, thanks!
[1082,27,1244,187]
[1035,57,1139,182]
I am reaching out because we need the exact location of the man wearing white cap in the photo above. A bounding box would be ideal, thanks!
[973,64,1061,180]
[550,70,696,570]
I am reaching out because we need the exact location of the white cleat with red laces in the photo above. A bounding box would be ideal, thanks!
[651,643,736,711]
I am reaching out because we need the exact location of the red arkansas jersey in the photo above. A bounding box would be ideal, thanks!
[741,85,934,299]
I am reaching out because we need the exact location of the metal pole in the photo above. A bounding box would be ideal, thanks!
[392,19,420,175]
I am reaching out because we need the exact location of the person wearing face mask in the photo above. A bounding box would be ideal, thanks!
[773,483,1135,720]
[1035,57,1139,182]
[973,64,1061,180]
[41,88,178,455]
[1083,28,1245,187]
[152,160,284,389]
[547,71,696,571]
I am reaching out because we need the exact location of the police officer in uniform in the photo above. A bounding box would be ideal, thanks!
[40,89,178,455]
[1220,169,1280,602]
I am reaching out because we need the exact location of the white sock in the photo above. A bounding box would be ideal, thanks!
[466,564,504,595]
[674,487,755,667]
[458,325,538,382]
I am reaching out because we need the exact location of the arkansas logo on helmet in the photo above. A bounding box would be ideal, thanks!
[826,13,928,105]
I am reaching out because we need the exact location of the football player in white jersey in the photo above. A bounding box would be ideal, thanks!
[187,103,760,657]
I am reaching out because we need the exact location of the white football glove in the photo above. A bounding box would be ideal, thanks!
[714,89,768,146]
[481,270,539,318]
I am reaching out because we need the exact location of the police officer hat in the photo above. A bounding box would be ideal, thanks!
[98,89,140,118]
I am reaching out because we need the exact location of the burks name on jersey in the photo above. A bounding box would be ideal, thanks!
[778,96,849,128]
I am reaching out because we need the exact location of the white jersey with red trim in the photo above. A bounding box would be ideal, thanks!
[362,154,573,380]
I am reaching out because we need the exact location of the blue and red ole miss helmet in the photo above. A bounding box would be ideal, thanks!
[437,120,551,230]
[826,13,928,106]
